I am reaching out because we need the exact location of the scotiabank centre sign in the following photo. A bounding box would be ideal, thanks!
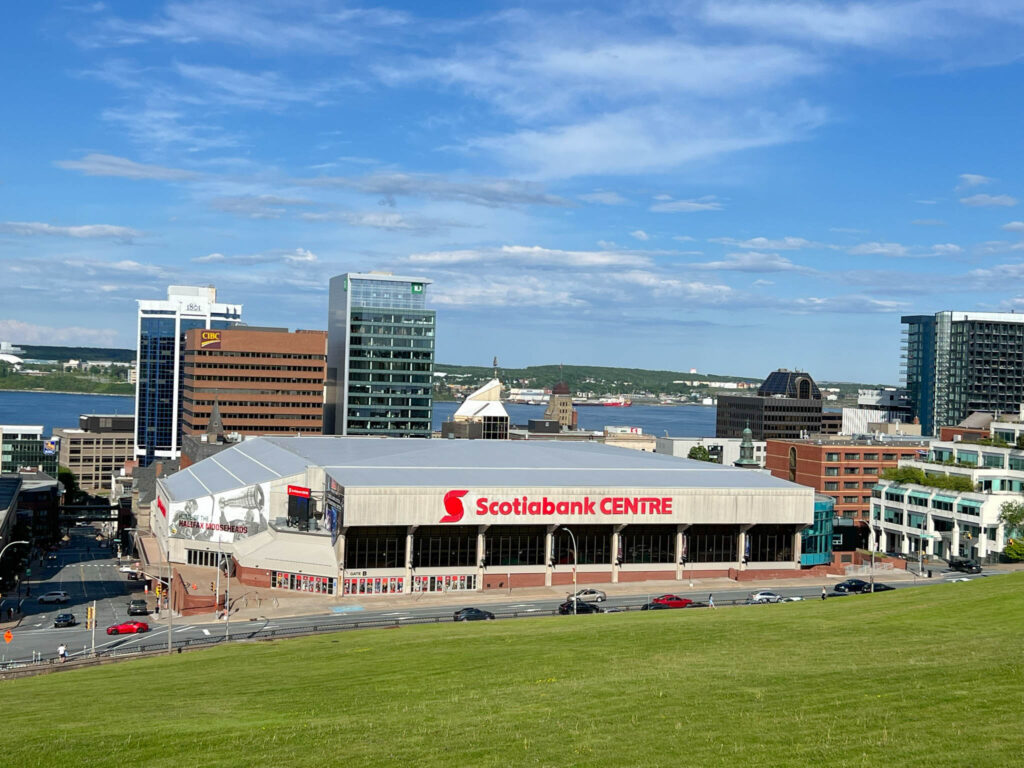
[440,490,673,524]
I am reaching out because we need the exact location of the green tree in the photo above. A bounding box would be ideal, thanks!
[999,501,1024,561]
[1004,538,1024,562]
[687,445,713,462]
[57,465,80,503]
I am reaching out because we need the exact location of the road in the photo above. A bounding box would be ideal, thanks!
[0,527,1001,666]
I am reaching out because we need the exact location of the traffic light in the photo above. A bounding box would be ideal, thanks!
[210,581,215,593]
[86,604,95,630]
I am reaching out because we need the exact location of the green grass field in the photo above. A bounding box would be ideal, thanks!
[6,575,1023,768]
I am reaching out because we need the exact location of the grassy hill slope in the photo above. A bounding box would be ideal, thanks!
[5,575,1022,767]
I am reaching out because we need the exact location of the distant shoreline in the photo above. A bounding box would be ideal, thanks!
[0,389,133,398]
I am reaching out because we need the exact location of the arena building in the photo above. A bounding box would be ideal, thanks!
[153,437,814,597]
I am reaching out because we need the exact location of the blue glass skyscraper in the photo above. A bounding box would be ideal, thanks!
[134,286,241,465]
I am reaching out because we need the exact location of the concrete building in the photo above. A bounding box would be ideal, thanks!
[765,437,930,523]
[716,369,824,440]
[440,379,510,440]
[181,326,327,439]
[903,311,1024,436]
[871,408,1024,562]
[135,285,242,466]
[656,436,767,467]
[149,437,814,599]
[325,272,434,437]
[0,425,58,476]
[54,415,135,494]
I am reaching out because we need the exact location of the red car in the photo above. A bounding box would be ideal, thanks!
[106,621,149,635]
[652,594,693,609]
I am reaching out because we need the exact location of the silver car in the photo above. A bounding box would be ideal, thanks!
[748,590,783,604]
[38,591,71,604]
[570,588,607,603]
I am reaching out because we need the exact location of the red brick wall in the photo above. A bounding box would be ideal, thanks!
[616,570,676,582]
[551,571,612,585]
[235,562,273,589]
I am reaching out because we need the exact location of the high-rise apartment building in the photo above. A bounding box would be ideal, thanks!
[325,272,434,437]
[181,327,327,437]
[903,312,1024,436]
[135,286,241,465]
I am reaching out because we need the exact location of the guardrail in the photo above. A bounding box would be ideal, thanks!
[0,589,864,674]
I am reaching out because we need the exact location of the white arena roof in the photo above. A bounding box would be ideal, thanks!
[161,436,803,502]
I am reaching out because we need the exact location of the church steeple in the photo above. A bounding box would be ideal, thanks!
[734,420,759,468]
[207,400,225,443]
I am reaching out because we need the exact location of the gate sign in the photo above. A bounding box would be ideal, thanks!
[287,485,311,499]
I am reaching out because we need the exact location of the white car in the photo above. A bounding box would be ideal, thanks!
[118,565,136,573]
[570,588,607,603]
[748,590,783,604]
[38,591,70,604]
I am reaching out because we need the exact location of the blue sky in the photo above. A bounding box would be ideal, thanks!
[3,1,1024,382]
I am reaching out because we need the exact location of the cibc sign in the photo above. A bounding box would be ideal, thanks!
[200,330,222,349]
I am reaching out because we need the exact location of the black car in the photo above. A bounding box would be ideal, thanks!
[832,579,871,594]
[639,602,671,610]
[127,599,149,616]
[949,557,983,574]
[453,607,495,622]
[557,600,603,615]
[54,613,77,628]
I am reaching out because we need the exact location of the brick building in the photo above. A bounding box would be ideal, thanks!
[181,327,327,438]
[765,437,930,523]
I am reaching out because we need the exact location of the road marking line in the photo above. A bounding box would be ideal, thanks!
[201,629,210,636]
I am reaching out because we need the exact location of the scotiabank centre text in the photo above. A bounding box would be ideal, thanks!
[476,497,672,516]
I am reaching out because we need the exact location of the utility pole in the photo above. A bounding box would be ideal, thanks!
[90,600,96,657]
[167,558,173,655]
[224,560,231,641]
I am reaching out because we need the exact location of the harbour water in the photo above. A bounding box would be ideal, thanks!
[0,391,135,434]
[0,391,718,438]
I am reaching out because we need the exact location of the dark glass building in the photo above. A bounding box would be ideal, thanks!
[325,272,435,437]
[134,286,241,466]
[903,311,1024,436]
[716,369,823,440]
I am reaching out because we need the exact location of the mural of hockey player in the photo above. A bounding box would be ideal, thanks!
[217,484,267,538]
[169,499,214,542]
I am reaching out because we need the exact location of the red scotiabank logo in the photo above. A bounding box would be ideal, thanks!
[440,490,468,523]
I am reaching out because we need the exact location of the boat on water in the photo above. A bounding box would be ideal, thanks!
[601,397,632,407]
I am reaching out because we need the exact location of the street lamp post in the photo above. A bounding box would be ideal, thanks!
[563,528,578,614]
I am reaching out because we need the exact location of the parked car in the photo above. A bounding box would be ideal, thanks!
[868,583,895,592]
[832,579,871,594]
[127,571,142,581]
[127,599,149,616]
[38,591,70,604]
[557,600,603,615]
[453,607,495,622]
[54,613,77,628]
[748,590,783,604]
[106,621,149,635]
[651,594,693,609]
[639,602,671,611]
[118,565,136,573]
[569,588,607,603]
[949,557,982,574]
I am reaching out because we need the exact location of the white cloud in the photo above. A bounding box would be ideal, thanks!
[912,219,944,227]
[710,235,823,250]
[691,251,809,273]
[1001,221,1024,232]
[789,295,910,314]
[848,242,908,257]
[0,221,141,242]
[433,275,586,308]
[630,229,650,241]
[914,199,938,205]
[473,102,826,178]
[193,248,317,265]
[753,279,774,287]
[960,194,1018,207]
[930,243,962,256]
[409,245,652,268]
[209,195,312,219]
[55,153,198,180]
[301,211,462,234]
[650,196,723,213]
[579,191,629,205]
[297,172,568,208]
[0,319,119,347]
[174,63,336,110]
[958,173,993,188]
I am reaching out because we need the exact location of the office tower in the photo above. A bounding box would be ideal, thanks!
[54,415,135,493]
[903,311,1024,436]
[0,425,58,475]
[716,369,823,440]
[325,272,434,437]
[181,327,327,437]
[135,285,242,466]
